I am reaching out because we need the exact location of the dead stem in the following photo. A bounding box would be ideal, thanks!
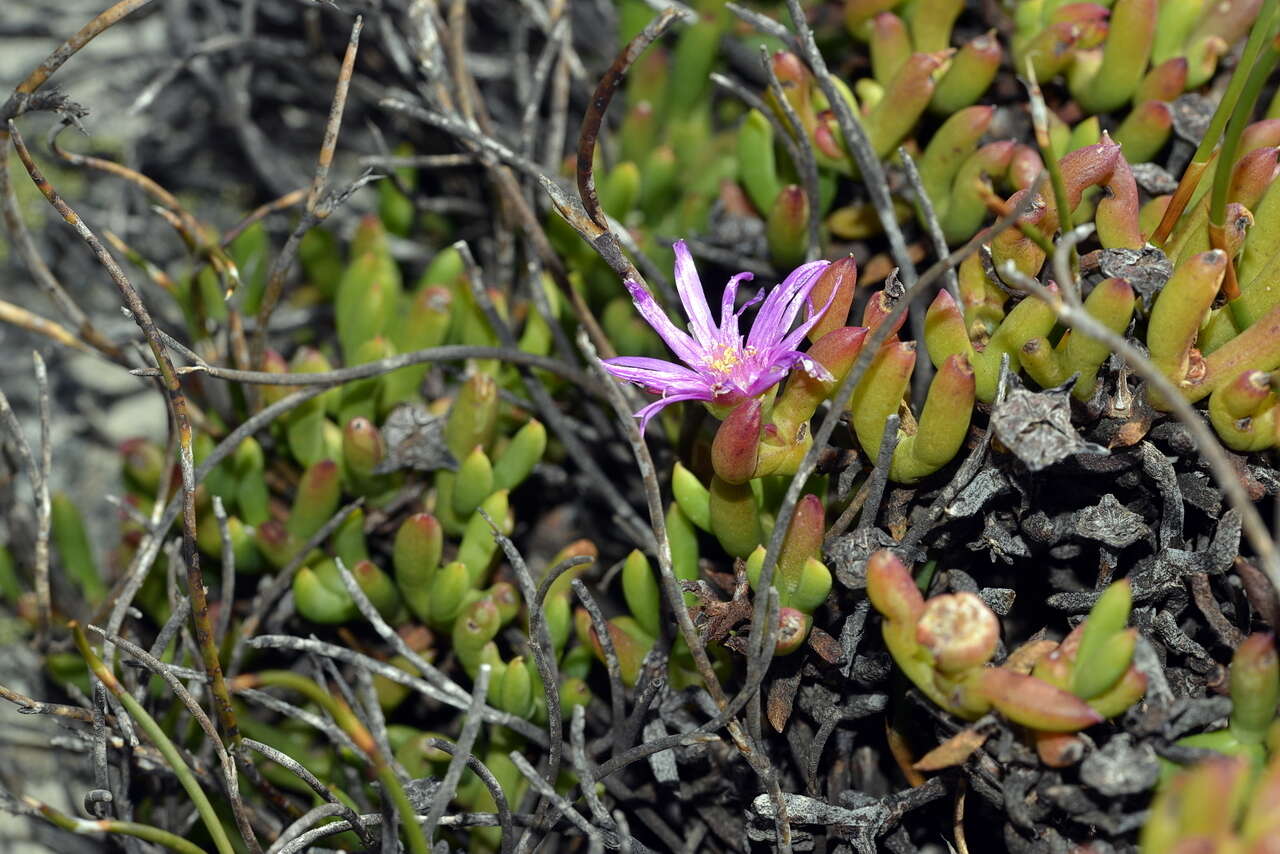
[0,375,51,642]
[575,7,683,230]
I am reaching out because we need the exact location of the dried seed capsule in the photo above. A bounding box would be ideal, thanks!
[915,591,999,674]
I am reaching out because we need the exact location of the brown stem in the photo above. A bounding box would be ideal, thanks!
[1151,160,1207,246]
[575,7,683,229]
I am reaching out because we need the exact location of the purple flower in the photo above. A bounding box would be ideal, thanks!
[603,240,834,429]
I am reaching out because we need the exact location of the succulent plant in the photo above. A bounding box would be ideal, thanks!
[867,550,1145,737]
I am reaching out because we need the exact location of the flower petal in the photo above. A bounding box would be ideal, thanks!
[746,261,830,351]
[623,279,702,365]
[718,272,755,335]
[776,274,842,352]
[602,356,709,392]
[634,390,714,433]
[672,240,717,344]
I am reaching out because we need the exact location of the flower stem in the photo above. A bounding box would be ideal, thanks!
[25,796,210,854]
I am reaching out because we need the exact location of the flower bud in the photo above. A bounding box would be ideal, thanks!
[711,398,762,485]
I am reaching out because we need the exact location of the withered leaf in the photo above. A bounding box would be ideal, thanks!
[807,626,843,663]
[912,726,990,772]
[767,669,802,732]
[991,386,1109,472]
[1072,494,1149,548]
[1097,246,1172,310]
[375,403,457,474]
